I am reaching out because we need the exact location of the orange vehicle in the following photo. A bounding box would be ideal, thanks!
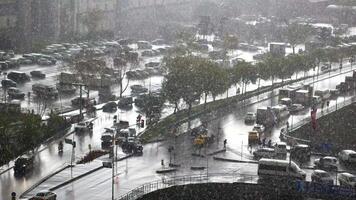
[248,131,260,144]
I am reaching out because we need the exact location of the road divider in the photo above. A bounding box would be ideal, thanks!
[49,166,104,191]
[156,168,178,174]
[213,156,258,164]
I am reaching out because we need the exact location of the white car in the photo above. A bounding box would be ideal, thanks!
[253,148,276,159]
[244,112,256,124]
[29,191,57,200]
[311,170,333,185]
[289,104,304,113]
[338,173,356,187]
[338,150,356,163]
[314,156,338,170]
[253,124,265,133]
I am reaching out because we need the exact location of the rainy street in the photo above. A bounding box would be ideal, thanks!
[2,1,356,200]
[1,61,355,200]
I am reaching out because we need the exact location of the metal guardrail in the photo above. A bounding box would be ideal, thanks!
[116,173,258,200]
[281,96,356,144]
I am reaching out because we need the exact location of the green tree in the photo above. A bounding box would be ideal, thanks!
[232,61,257,95]
[210,66,229,101]
[285,23,312,54]
[162,56,203,115]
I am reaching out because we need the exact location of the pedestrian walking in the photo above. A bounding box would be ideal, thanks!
[223,139,227,149]
[161,159,164,167]
[262,138,266,147]
[286,121,289,130]
[248,143,252,153]
[88,144,92,152]
[268,139,272,148]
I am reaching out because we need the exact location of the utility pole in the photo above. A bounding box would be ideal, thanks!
[112,125,115,200]
[72,83,88,120]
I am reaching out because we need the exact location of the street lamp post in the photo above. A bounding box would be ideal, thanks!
[112,126,115,200]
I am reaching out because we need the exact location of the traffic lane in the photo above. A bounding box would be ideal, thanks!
[195,70,355,163]
[54,143,169,200]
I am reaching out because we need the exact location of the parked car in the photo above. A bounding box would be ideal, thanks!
[131,85,148,94]
[1,79,17,88]
[56,83,76,94]
[30,70,46,79]
[0,61,8,70]
[137,41,152,49]
[7,71,30,83]
[7,87,25,99]
[29,191,57,200]
[244,112,256,124]
[314,156,338,170]
[18,57,33,65]
[71,97,91,107]
[253,147,276,159]
[102,101,117,112]
[37,58,52,66]
[289,104,305,113]
[338,173,356,187]
[32,84,58,99]
[290,144,311,162]
[14,154,34,176]
[338,150,356,164]
[311,170,333,185]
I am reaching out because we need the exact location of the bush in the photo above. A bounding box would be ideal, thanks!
[77,150,108,164]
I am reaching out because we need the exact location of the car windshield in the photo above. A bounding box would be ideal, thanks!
[350,177,356,182]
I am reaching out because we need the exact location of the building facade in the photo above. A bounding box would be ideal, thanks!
[0,0,18,50]
[74,0,118,36]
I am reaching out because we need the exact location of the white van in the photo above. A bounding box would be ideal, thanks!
[258,158,306,180]
[338,150,356,163]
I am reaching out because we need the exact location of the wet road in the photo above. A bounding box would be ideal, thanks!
[1,46,355,199]
[14,63,356,200]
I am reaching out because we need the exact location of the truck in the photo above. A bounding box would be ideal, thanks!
[294,90,309,105]
[256,107,276,128]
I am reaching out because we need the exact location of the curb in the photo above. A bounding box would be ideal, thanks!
[0,166,14,176]
[191,153,205,158]
[20,164,71,198]
[117,153,133,161]
[207,149,226,156]
[50,165,104,191]
[156,168,178,174]
[213,157,258,164]
[190,166,205,170]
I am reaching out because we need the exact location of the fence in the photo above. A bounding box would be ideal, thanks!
[116,173,258,200]
[280,95,356,144]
